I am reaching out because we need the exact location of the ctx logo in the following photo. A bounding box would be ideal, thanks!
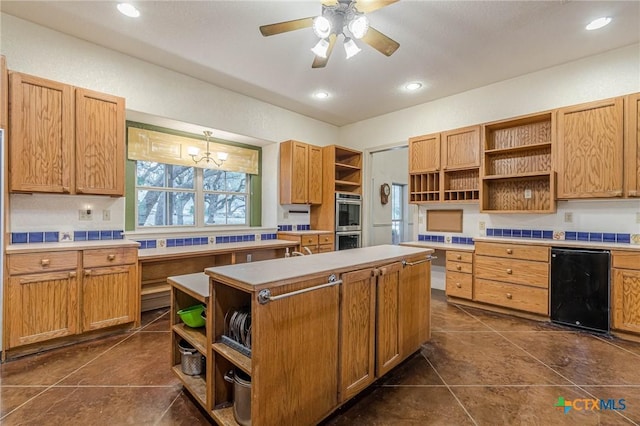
[555,397,627,414]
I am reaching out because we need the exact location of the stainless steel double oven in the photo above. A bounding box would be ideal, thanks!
[335,193,362,250]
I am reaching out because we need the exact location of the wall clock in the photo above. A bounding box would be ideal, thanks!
[380,183,390,204]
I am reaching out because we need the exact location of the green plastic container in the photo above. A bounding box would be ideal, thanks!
[177,304,206,328]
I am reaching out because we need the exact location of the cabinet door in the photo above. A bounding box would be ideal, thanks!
[376,262,403,377]
[75,88,125,196]
[308,144,323,204]
[400,255,431,356]
[1,54,7,130]
[6,270,78,348]
[557,98,624,198]
[612,268,640,333]
[82,264,137,331]
[409,133,440,172]
[339,267,376,402]
[279,140,308,204]
[626,93,640,197]
[9,72,74,193]
[252,275,339,425]
[442,125,480,170]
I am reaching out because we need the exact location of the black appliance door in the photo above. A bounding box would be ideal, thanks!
[336,233,361,250]
[550,248,610,333]
[336,202,361,231]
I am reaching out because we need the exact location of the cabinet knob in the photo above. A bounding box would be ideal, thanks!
[506,268,513,274]
[506,249,513,254]
[506,293,513,299]
[84,269,92,276]
[456,265,462,271]
[107,254,116,261]
[456,255,462,260]
[456,283,462,288]
[69,271,77,278]
[41,259,50,266]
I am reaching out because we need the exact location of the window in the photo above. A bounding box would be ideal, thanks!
[391,183,405,244]
[136,161,249,228]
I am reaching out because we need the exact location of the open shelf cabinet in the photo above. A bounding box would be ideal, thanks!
[481,112,556,213]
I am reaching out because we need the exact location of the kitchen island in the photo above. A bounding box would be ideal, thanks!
[170,245,433,425]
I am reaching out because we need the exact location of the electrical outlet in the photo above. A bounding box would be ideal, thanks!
[283,211,289,219]
[103,209,111,221]
[79,209,92,221]
[479,221,486,230]
[524,189,532,199]
[564,212,574,223]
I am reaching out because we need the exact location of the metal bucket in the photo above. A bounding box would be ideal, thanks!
[225,369,251,426]
[178,340,202,376]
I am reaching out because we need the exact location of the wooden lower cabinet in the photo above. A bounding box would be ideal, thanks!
[82,264,137,331]
[277,231,335,254]
[445,250,474,300]
[612,251,640,333]
[375,262,403,377]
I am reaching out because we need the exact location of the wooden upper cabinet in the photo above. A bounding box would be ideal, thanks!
[409,133,440,172]
[279,140,322,204]
[75,88,125,196]
[625,93,640,197]
[1,55,7,130]
[441,125,480,170]
[557,97,624,199]
[9,72,74,193]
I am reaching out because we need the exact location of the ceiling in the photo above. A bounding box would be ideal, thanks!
[1,1,639,127]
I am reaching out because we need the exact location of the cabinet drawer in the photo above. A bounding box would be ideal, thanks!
[300,235,319,246]
[612,251,640,270]
[475,256,549,288]
[318,244,334,253]
[318,233,335,246]
[9,251,78,275]
[301,245,317,254]
[474,278,548,315]
[83,247,137,268]
[475,242,549,262]
[446,251,473,263]
[446,261,473,274]
[446,271,473,299]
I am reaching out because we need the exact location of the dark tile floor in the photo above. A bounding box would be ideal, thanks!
[2,290,640,425]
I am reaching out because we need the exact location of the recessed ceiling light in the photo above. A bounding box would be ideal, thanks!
[586,16,612,31]
[314,91,330,99]
[117,3,140,18]
[405,82,423,91]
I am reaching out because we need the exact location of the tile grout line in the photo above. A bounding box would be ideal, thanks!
[457,305,640,426]
[420,347,479,426]
[154,390,184,426]
[593,334,640,360]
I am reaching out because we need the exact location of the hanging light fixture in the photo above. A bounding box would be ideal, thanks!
[188,130,228,166]
[347,14,369,39]
[310,1,369,61]
[343,37,361,59]
[311,39,330,58]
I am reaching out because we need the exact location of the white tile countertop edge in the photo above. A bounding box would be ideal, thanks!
[6,239,140,254]
[138,239,299,260]
[401,241,476,252]
[474,236,640,251]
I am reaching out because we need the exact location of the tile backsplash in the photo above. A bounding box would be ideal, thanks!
[486,227,634,244]
[11,230,124,244]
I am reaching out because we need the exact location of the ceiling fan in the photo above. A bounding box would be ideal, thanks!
[259,0,400,68]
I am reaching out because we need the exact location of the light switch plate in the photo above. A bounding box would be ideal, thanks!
[103,209,111,221]
[564,212,573,223]
[524,189,532,199]
[79,209,92,221]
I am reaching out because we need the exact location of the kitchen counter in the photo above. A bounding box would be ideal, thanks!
[6,239,140,254]
[474,236,640,251]
[276,229,333,235]
[401,241,475,252]
[137,239,298,261]
[205,244,433,290]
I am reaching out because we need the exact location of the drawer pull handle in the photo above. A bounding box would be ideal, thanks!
[107,254,116,261]
[41,259,50,266]
[506,268,513,274]
[506,249,513,254]
[85,269,92,276]
[456,255,461,260]
[456,265,462,271]
[69,271,77,278]
[506,293,513,299]
[456,283,462,288]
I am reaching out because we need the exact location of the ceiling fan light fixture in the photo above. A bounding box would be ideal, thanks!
[312,15,332,38]
[586,16,612,30]
[348,15,369,39]
[116,3,140,18]
[344,37,361,59]
[311,39,330,58]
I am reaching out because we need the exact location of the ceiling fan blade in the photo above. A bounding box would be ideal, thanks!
[355,0,399,13]
[259,17,314,37]
[312,34,337,68]
[361,26,399,56]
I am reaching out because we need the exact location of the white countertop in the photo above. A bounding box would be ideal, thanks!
[6,239,140,254]
[277,230,334,235]
[138,239,299,261]
[205,244,433,288]
[401,241,475,252]
[474,236,640,251]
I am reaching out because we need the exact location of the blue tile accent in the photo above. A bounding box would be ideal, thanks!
[589,232,603,242]
[603,233,616,243]
[577,232,589,241]
[512,229,522,238]
[74,231,87,241]
[542,230,553,240]
[522,229,532,238]
[115,230,124,240]
[137,240,147,249]
[494,229,503,237]
[167,239,176,247]
[466,237,474,245]
[565,231,577,241]
[532,230,542,239]
[100,230,113,240]
[176,239,184,247]
[617,233,631,244]
[436,236,445,243]
[486,229,494,236]
[12,232,28,244]
[146,240,157,249]
[88,231,100,241]
[452,236,460,244]
[45,231,59,243]
[28,232,44,243]
[223,236,230,243]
